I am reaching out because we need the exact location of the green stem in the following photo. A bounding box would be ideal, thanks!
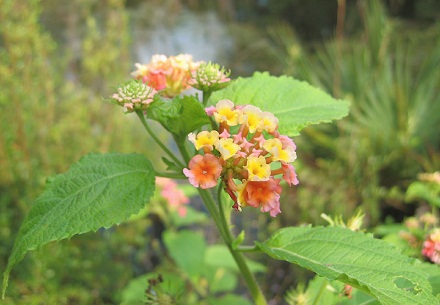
[311,278,328,305]
[197,188,229,245]
[154,171,186,179]
[202,91,211,107]
[136,111,185,168]
[217,184,231,241]
[173,135,192,164]
[228,244,268,305]
[236,245,259,252]
[199,187,268,305]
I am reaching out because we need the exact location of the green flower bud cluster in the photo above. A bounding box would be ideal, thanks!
[110,80,158,113]
[188,62,231,93]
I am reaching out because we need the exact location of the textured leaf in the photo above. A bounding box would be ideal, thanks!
[210,72,350,136]
[256,226,437,305]
[2,153,156,297]
[148,95,210,137]
[420,263,440,299]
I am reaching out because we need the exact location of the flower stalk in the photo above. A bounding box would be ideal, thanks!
[196,187,268,305]
[136,111,185,169]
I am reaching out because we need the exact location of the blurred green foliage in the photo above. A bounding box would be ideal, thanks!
[269,0,440,225]
[0,0,162,303]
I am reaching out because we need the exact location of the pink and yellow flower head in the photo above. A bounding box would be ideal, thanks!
[183,154,222,189]
[183,100,299,217]
[237,179,283,217]
[131,54,201,97]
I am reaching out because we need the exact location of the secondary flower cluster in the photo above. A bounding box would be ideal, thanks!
[132,54,201,97]
[188,62,231,93]
[110,80,157,113]
[183,100,298,217]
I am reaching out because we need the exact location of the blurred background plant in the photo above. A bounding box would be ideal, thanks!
[0,0,164,303]
[264,0,440,302]
[268,0,440,225]
[1,0,439,304]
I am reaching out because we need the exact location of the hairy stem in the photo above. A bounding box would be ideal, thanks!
[202,91,211,106]
[154,171,186,179]
[136,111,185,169]
[236,245,259,252]
[211,188,267,304]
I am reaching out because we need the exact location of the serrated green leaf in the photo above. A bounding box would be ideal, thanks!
[210,72,350,136]
[147,96,181,126]
[256,226,438,305]
[148,95,210,137]
[2,153,156,298]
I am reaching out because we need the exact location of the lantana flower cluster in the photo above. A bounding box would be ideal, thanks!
[183,100,298,217]
[131,54,201,97]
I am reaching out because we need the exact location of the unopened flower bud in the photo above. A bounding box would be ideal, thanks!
[110,80,157,113]
[188,62,231,92]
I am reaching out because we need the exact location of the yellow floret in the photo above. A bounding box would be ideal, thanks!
[215,138,240,160]
[245,156,271,181]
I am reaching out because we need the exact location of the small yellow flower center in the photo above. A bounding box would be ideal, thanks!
[245,156,270,181]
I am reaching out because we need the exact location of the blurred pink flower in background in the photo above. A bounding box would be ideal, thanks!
[422,229,440,264]
[156,177,189,217]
